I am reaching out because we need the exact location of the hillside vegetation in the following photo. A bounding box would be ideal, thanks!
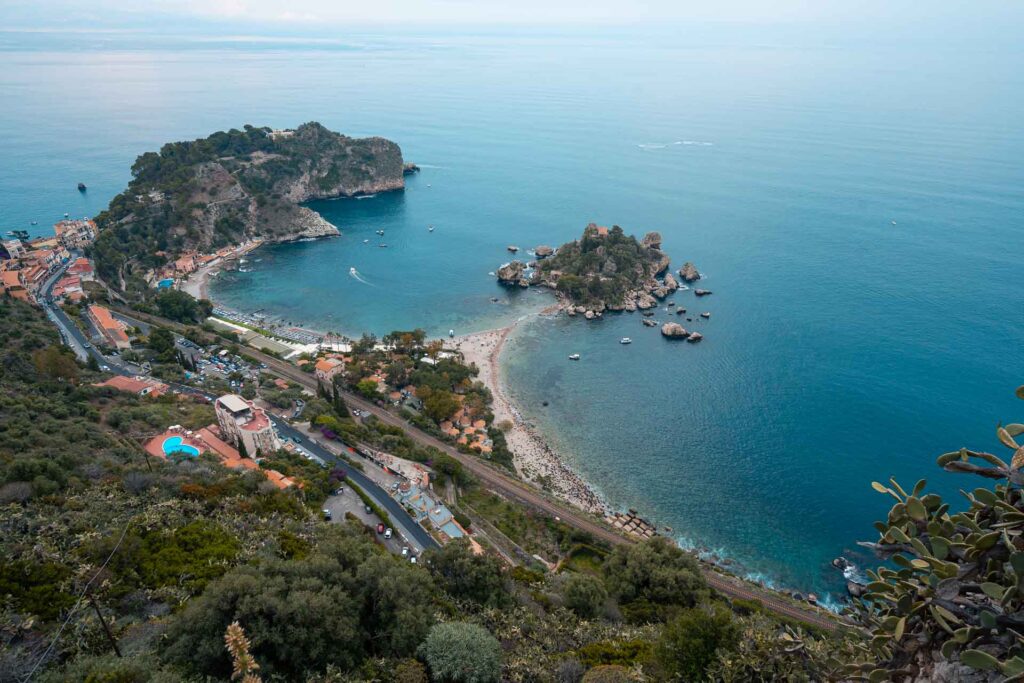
[0,297,859,682]
[89,122,404,296]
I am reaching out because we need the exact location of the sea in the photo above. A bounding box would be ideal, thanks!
[2,24,1022,607]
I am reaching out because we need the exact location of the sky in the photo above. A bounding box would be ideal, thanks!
[2,0,1023,31]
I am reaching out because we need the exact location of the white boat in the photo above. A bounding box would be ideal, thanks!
[363,239,369,243]
[375,229,385,236]
[448,329,455,338]
[428,224,434,232]
[620,337,632,345]
[569,353,580,361]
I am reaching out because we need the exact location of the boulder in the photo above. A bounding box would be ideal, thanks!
[584,310,595,320]
[642,318,657,327]
[623,299,637,312]
[686,331,704,343]
[661,322,689,338]
[694,289,712,297]
[652,286,670,299]
[663,272,679,291]
[496,260,526,285]
[641,231,663,249]
[534,245,554,259]
[635,292,657,309]
[507,245,519,253]
[679,262,700,282]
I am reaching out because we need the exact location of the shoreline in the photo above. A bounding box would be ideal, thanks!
[450,311,609,516]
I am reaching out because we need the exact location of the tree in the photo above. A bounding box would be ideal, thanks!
[654,604,739,681]
[422,388,459,423]
[603,537,708,622]
[31,345,79,383]
[154,289,206,323]
[426,540,507,607]
[331,379,350,418]
[355,554,437,657]
[560,572,607,619]
[357,379,379,399]
[417,622,501,683]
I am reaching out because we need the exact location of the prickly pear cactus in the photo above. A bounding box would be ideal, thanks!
[849,386,1024,681]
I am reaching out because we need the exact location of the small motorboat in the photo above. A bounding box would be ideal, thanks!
[375,229,385,236]
[363,239,369,243]
[378,243,388,248]
[77,182,87,192]
[700,312,711,319]
[620,337,632,345]
[428,225,434,232]
[448,329,455,338]
[891,220,897,225]
[568,353,580,361]
[30,221,37,225]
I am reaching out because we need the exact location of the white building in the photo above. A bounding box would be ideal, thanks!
[214,394,281,456]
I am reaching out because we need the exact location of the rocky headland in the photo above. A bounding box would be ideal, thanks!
[91,122,406,293]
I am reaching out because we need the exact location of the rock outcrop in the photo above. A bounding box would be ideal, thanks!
[496,261,528,287]
[534,245,554,259]
[679,262,701,282]
[661,322,689,338]
[694,289,712,297]
[641,231,662,249]
[663,272,678,291]
[686,331,704,343]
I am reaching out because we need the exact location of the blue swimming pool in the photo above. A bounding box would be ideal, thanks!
[157,278,174,288]
[163,436,200,457]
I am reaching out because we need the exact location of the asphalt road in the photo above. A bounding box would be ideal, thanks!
[107,306,845,631]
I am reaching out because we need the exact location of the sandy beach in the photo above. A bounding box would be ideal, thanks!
[450,318,608,516]
[181,260,217,300]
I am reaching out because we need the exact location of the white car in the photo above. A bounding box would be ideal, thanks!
[409,556,417,564]
[401,547,409,557]
[384,528,393,539]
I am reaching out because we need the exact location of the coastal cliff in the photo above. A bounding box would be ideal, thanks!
[90,122,405,293]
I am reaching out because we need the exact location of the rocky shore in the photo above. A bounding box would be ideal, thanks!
[450,323,608,515]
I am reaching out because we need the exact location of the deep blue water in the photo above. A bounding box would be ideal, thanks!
[2,28,1022,604]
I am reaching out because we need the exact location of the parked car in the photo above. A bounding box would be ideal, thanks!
[376,523,385,535]
[364,505,372,514]
[334,487,345,495]
[384,528,392,539]
[322,509,332,521]
[409,556,417,564]
[401,547,409,557]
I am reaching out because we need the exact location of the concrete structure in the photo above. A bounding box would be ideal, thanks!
[215,393,281,456]
[2,239,24,259]
[86,304,131,350]
[53,219,97,250]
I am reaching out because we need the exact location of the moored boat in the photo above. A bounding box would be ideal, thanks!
[620,337,632,345]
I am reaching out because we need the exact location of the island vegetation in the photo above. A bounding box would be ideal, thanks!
[497,224,675,315]
[89,122,405,300]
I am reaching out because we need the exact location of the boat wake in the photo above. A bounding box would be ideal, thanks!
[348,267,373,285]
[355,194,378,200]
[638,140,714,150]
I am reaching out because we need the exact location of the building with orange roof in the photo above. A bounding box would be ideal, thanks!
[314,357,344,384]
[145,424,295,489]
[1,270,29,301]
[87,304,131,350]
[174,252,197,274]
[67,257,94,280]
[94,375,169,397]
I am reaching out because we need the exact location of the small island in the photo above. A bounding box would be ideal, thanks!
[497,223,680,318]
[91,122,406,297]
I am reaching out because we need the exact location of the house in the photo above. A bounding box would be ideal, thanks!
[86,304,131,350]
[314,357,344,384]
[94,375,170,397]
[215,393,281,456]
[1,270,29,301]
[67,257,94,281]
[1,239,23,259]
[174,252,197,275]
[53,219,97,250]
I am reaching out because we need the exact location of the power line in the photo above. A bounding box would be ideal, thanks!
[21,520,133,682]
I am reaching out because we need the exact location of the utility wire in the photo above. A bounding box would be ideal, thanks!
[21,521,132,682]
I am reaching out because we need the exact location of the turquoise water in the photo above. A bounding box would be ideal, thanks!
[2,28,1023,603]
[163,436,201,458]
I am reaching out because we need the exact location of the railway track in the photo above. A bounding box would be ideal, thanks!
[111,306,846,632]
